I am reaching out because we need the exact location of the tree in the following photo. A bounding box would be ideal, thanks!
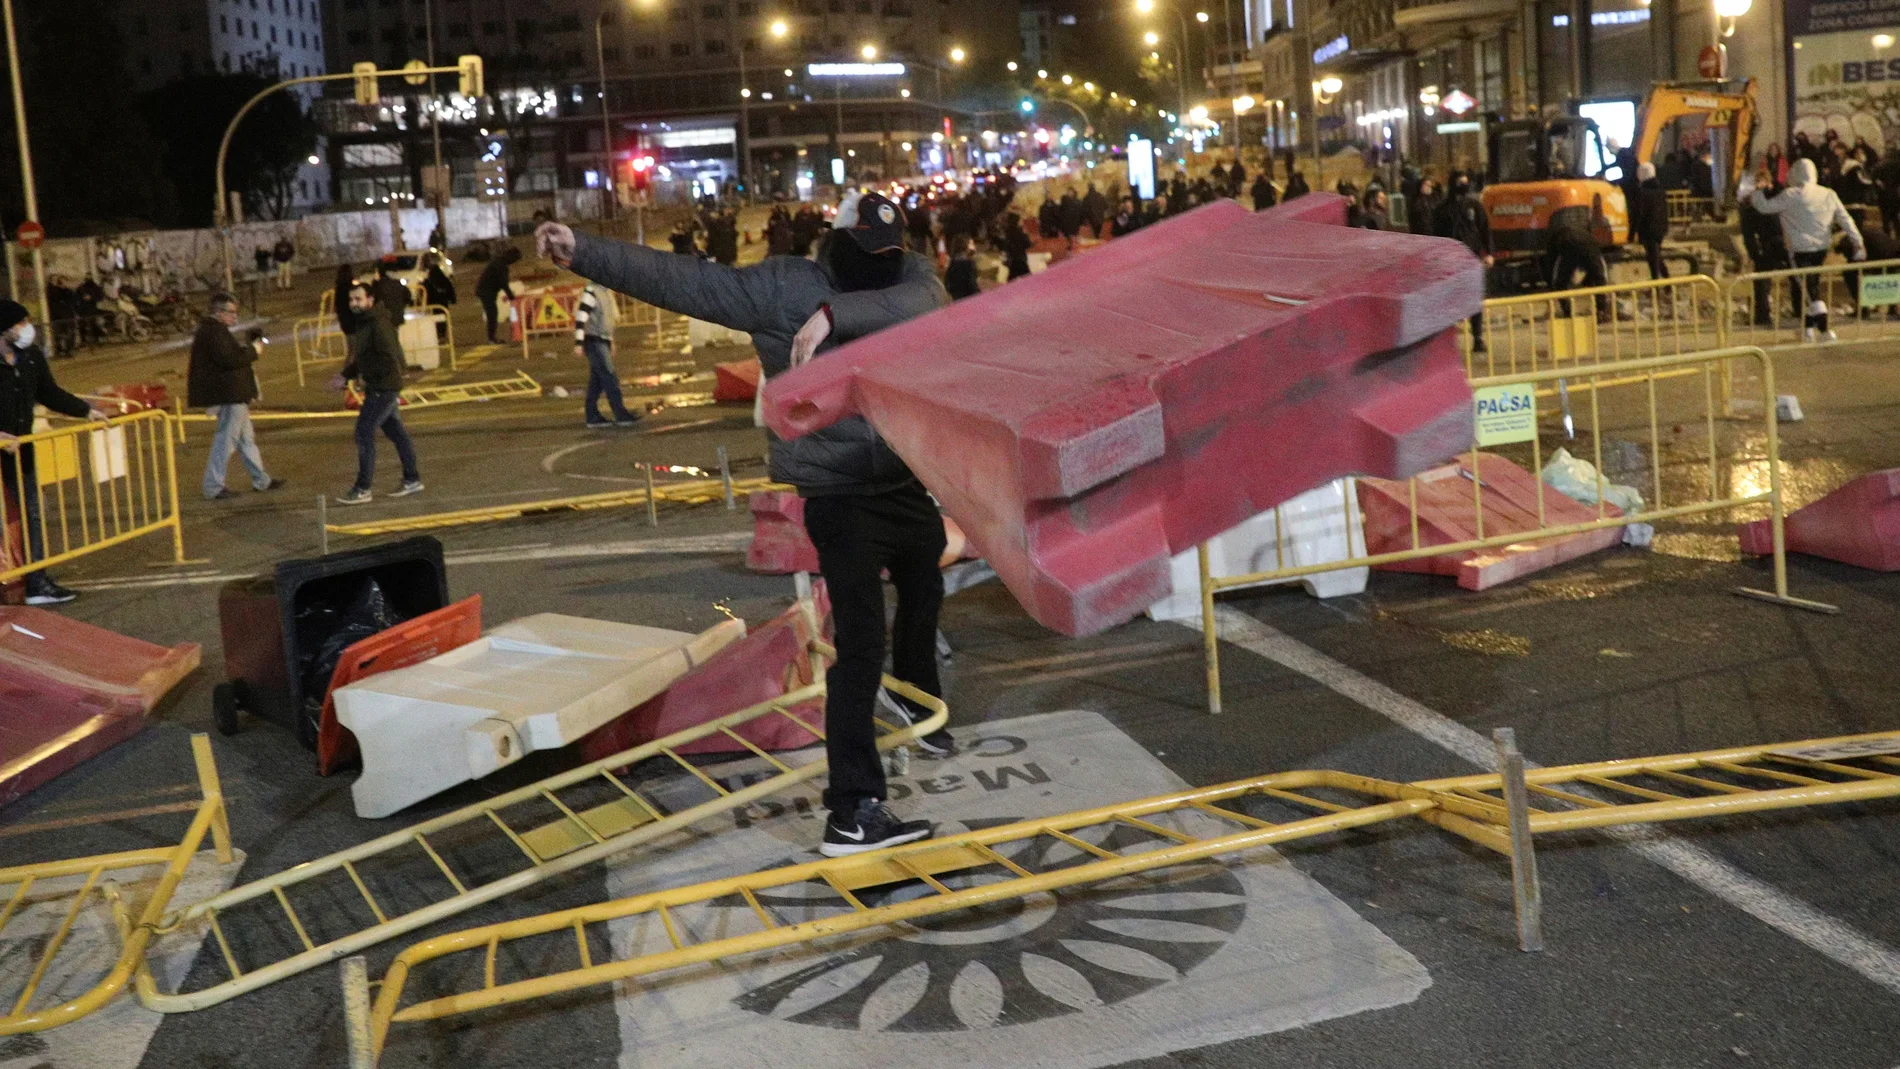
[0,0,174,231]
[142,74,319,226]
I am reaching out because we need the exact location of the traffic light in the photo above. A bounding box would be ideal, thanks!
[458,54,484,98]
[630,155,655,193]
[353,62,378,106]
[1020,99,1035,113]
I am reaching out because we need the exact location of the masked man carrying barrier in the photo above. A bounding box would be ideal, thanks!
[536,192,952,857]
[0,300,109,604]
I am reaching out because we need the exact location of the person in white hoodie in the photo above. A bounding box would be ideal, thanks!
[1748,157,1866,341]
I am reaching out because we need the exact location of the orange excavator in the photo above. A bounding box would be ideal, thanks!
[1481,79,1758,289]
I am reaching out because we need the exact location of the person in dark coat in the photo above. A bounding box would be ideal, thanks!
[332,284,422,504]
[1632,162,1672,280]
[372,261,411,322]
[534,191,952,858]
[421,253,457,308]
[1250,173,1277,211]
[1359,189,1389,230]
[475,246,520,343]
[944,237,981,299]
[1209,161,1228,190]
[1614,147,1642,242]
[1545,199,1610,322]
[0,299,105,604]
[1110,196,1140,235]
[333,263,360,335]
[790,205,822,256]
[272,236,296,290]
[1739,165,1793,324]
[766,207,794,256]
[1282,171,1310,200]
[707,212,740,266]
[188,292,283,500]
[1167,174,1189,214]
[1227,159,1247,198]
[1057,191,1084,246]
[669,221,700,257]
[1036,198,1060,239]
[1082,184,1108,238]
[1409,177,1442,236]
[1434,172,1495,347]
[1001,212,1033,279]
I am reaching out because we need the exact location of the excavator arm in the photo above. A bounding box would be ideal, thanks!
[1633,79,1760,197]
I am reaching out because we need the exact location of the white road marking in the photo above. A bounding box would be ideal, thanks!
[540,438,610,474]
[1192,606,1900,997]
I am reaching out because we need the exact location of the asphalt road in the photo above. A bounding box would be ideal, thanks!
[6,246,1900,1069]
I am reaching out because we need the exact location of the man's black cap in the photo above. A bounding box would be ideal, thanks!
[842,191,906,254]
[0,300,27,334]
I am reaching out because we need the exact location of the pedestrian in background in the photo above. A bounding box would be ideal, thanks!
[0,300,107,605]
[475,246,520,344]
[371,261,411,322]
[1752,157,1865,342]
[1250,172,1276,211]
[944,237,980,300]
[1434,171,1494,350]
[421,253,456,309]
[1632,161,1672,280]
[1282,171,1310,200]
[189,292,285,501]
[332,284,423,504]
[333,263,360,335]
[1001,212,1033,280]
[272,236,296,290]
[253,244,272,278]
[574,282,639,427]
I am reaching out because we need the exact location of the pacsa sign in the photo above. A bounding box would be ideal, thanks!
[1473,383,1537,446]
[1860,273,1900,307]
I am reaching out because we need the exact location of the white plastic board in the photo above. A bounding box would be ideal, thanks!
[1147,479,1369,621]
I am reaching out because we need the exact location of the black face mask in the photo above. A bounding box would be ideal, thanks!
[824,234,903,292]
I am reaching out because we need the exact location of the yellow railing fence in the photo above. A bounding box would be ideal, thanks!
[1725,256,1900,354]
[0,734,230,1035]
[1464,274,1729,392]
[292,314,346,386]
[1,410,185,585]
[1198,347,1831,714]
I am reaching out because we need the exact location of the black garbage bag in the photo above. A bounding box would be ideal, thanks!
[296,578,405,747]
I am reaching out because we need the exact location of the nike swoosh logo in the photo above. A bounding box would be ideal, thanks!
[835,825,866,841]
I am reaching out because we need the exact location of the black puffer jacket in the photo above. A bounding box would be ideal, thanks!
[566,230,946,496]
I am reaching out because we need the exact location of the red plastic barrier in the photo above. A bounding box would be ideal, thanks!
[714,358,762,402]
[761,196,1482,635]
[1739,469,1900,570]
[315,595,485,776]
[580,585,833,761]
[92,383,172,414]
[747,491,821,574]
[747,490,982,575]
[0,607,200,806]
[1357,453,1624,590]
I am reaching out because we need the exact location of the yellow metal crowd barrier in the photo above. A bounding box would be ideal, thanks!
[132,645,943,1012]
[1725,256,1900,354]
[292,315,345,387]
[0,410,186,585]
[1665,190,1720,225]
[323,474,780,537]
[1199,347,1830,714]
[357,726,1900,1062]
[1,735,231,1035]
[1465,274,1728,393]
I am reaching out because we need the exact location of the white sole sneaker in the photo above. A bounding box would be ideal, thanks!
[388,482,425,498]
[818,825,932,857]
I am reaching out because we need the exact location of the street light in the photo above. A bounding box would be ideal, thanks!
[949,46,966,63]
[1037,69,1049,79]
[1196,10,1209,21]
[861,43,878,60]
[1144,30,1159,44]
[1061,73,1073,85]
[1007,60,1018,71]
[770,18,789,37]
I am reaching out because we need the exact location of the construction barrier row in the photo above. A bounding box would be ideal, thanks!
[296,305,460,386]
[0,410,186,586]
[323,466,776,537]
[352,726,1900,1063]
[0,735,230,1035]
[1200,347,1833,714]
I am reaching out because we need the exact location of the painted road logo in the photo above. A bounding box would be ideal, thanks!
[603,709,1427,1069]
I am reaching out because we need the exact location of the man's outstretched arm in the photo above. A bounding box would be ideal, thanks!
[538,223,786,337]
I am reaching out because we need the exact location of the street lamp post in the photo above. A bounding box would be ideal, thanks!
[2,0,50,355]
[423,0,447,243]
[595,11,617,222]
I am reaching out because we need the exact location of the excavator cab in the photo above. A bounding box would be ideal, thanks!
[1482,116,1628,289]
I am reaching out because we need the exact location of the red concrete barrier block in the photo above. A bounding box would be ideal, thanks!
[762,196,1482,635]
[748,490,821,574]
[0,607,200,805]
[714,358,762,403]
[580,587,833,761]
[1739,469,1900,570]
[1357,453,1624,590]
